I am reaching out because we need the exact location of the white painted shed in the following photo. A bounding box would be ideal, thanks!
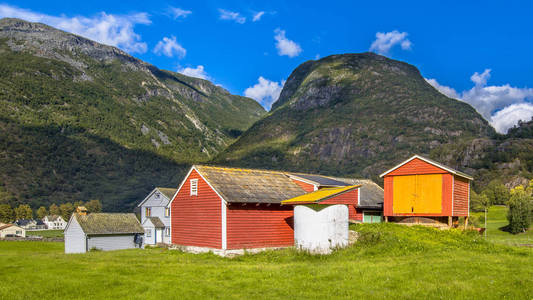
[64,212,144,254]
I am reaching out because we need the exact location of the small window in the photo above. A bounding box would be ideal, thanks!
[145,229,152,237]
[145,207,151,217]
[165,227,170,236]
[190,179,198,196]
[155,192,160,199]
[165,207,170,217]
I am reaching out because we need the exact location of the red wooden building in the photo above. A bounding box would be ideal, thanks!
[380,155,473,227]
[169,165,382,252]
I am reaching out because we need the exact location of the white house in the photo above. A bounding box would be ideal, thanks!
[0,223,25,238]
[43,215,67,230]
[137,187,176,245]
[64,208,144,254]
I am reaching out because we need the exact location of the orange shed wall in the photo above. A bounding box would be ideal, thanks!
[453,176,470,216]
[383,158,454,217]
[171,169,221,248]
[291,179,316,192]
[320,189,359,220]
[226,204,294,249]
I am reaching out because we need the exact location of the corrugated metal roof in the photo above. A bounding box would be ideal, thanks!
[75,213,144,235]
[195,165,307,203]
[289,173,351,186]
[282,185,359,204]
[329,177,384,208]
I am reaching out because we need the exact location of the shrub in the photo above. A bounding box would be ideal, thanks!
[507,188,532,234]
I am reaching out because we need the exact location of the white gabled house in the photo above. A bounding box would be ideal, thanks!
[43,215,67,230]
[137,187,176,245]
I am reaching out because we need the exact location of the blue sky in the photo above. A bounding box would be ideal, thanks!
[1,1,533,133]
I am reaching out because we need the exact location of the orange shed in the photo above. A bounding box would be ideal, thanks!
[380,155,473,227]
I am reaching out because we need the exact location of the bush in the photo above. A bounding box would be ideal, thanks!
[507,188,532,234]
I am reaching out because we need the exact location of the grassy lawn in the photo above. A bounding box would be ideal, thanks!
[472,205,533,246]
[26,230,64,238]
[0,224,532,299]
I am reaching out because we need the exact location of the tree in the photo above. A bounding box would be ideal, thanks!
[507,187,532,234]
[85,199,102,213]
[483,180,510,205]
[36,206,48,219]
[49,203,60,216]
[0,204,14,223]
[470,191,490,212]
[59,202,74,221]
[73,200,85,209]
[14,204,33,220]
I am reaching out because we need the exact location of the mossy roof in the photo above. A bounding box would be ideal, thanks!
[194,165,307,203]
[282,185,360,205]
[156,187,178,200]
[75,213,144,235]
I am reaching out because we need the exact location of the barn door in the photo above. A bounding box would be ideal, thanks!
[393,174,443,214]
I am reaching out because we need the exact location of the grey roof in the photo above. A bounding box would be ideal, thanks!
[44,215,62,222]
[329,177,384,208]
[195,165,307,204]
[14,219,35,226]
[289,173,351,187]
[147,217,165,228]
[75,213,144,235]
[137,187,177,207]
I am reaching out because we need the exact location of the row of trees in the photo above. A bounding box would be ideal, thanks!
[0,200,102,224]
[471,179,532,234]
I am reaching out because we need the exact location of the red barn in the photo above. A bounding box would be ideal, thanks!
[380,155,473,227]
[169,165,381,253]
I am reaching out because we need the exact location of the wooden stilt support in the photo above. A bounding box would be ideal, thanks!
[384,216,388,223]
[464,216,469,230]
[448,216,452,228]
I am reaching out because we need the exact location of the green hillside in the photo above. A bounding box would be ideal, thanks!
[0,18,265,211]
[1,224,531,299]
[472,205,533,246]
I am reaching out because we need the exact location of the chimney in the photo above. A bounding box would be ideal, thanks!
[76,206,88,216]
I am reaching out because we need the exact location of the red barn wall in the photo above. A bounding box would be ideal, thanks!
[387,158,448,176]
[226,204,294,249]
[171,169,221,248]
[453,176,470,216]
[321,189,359,220]
[291,179,316,192]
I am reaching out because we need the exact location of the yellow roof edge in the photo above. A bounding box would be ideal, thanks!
[282,185,361,205]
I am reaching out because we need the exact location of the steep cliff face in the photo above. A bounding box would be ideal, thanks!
[216,53,495,182]
[0,18,265,210]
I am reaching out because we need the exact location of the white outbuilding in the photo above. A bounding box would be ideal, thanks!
[282,185,360,254]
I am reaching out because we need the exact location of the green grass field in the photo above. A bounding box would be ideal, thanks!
[472,205,533,246]
[0,224,532,299]
[26,230,64,238]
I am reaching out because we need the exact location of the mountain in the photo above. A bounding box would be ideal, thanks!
[0,18,265,211]
[215,53,531,187]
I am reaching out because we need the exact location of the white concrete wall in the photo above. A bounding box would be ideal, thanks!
[64,217,87,254]
[294,204,348,254]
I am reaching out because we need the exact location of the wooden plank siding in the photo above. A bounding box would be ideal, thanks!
[171,169,222,248]
[320,189,359,221]
[226,204,294,249]
[453,175,470,216]
[387,158,448,176]
[291,179,316,192]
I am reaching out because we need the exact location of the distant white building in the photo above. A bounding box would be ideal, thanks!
[43,215,67,230]
[0,223,25,238]
[137,187,176,245]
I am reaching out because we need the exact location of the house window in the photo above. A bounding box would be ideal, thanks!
[165,227,170,236]
[16,231,22,235]
[145,229,152,237]
[145,207,151,217]
[190,179,198,196]
[165,207,170,217]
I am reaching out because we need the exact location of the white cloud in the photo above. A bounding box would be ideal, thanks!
[0,4,150,53]
[252,11,265,22]
[369,30,412,55]
[491,103,533,134]
[168,7,191,19]
[153,36,186,58]
[178,65,210,80]
[244,77,285,109]
[426,71,533,134]
[218,9,246,24]
[274,28,302,58]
